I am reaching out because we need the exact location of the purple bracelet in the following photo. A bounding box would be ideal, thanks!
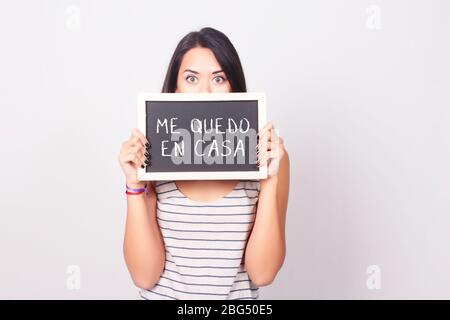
[126,184,147,193]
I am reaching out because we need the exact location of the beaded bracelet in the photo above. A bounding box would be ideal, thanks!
[125,184,147,195]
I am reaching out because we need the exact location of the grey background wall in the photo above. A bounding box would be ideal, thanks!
[1,0,449,299]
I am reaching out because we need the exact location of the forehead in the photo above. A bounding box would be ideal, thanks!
[179,47,222,73]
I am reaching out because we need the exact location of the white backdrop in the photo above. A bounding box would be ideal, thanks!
[1,0,449,299]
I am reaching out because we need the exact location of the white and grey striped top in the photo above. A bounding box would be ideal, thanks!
[139,180,260,300]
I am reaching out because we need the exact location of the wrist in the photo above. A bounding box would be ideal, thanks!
[261,174,278,188]
[126,180,146,189]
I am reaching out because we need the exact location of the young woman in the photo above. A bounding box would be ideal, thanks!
[118,27,290,300]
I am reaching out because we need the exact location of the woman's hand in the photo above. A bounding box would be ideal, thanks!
[257,122,286,177]
[118,128,150,188]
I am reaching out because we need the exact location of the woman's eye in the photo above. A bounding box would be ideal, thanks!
[213,76,226,84]
[186,75,197,83]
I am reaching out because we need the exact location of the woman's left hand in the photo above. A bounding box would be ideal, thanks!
[257,122,286,177]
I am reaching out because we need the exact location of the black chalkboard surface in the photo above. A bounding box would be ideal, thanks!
[137,93,267,181]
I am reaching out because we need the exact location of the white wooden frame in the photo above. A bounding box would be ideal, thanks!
[137,92,267,181]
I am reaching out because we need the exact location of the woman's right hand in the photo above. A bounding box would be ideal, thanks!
[118,128,150,188]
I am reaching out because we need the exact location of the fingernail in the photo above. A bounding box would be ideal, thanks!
[141,164,145,169]
[145,159,150,165]
[144,152,149,157]
[145,142,150,148]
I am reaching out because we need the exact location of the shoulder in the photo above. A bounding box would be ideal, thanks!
[151,180,177,196]
[239,179,261,197]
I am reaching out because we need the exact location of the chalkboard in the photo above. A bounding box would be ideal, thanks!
[137,93,267,181]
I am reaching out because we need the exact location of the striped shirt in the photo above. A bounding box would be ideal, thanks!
[139,180,260,300]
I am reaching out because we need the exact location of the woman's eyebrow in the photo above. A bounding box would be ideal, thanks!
[183,69,199,74]
[212,70,224,74]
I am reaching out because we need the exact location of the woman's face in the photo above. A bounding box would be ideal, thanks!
[175,47,231,93]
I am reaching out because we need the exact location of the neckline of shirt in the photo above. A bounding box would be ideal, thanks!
[172,180,242,204]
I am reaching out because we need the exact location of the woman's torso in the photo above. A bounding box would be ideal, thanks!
[139,179,260,300]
